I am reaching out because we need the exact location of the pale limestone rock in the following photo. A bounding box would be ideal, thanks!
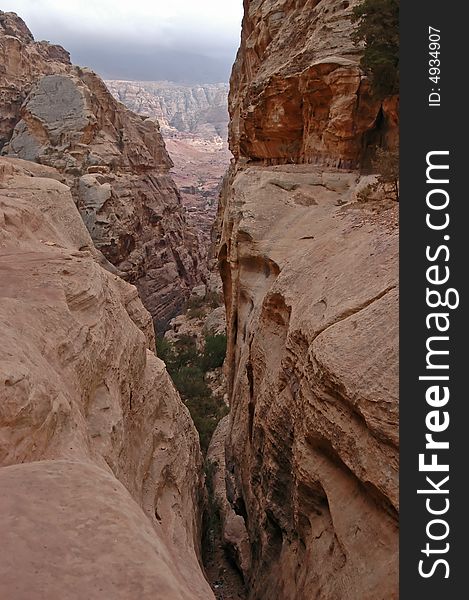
[105,80,229,139]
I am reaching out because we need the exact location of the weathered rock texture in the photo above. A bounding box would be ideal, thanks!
[0,12,206,330]
[216,1,399,598]
[0,157,214,600]
[0,11,72,151]
[229,0,398,167]
[207,417,251,580]
[218,166,398,599]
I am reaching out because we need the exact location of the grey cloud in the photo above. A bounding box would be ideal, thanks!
[3,1,242,83]
[65,37,236,83]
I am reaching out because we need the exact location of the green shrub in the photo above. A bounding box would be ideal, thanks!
[173,335,199,368]
[186,397,229,452]
[352,0,399,97]
[157,334,228,453]
[187,307,205,320]
[357,148,399,202]
[202,334,227,371]
[185,295,205,311]
[205,290,224,309]
[172,365,210,399]
[372,147,399,201]
[156,335,175,366]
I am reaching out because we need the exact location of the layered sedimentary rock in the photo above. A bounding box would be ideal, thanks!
[0,12,206,329]
[207,417,251,580]
[229,0,398,167]
[0,157,214,599]
[216,1,399,598]
[218,166,398,599]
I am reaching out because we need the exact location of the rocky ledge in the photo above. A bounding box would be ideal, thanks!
[229,0,398,167]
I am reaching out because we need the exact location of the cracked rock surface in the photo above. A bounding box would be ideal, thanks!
[229,0,398,167]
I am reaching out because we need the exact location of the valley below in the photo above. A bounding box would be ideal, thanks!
[106,79,232,248]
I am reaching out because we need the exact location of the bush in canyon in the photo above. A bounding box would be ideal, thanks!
[157,334,228,452]
[372,147,399,200]
[352,0,399,97]
[357,147,399,202]
[202,334,227,371]
[185,296,206,320]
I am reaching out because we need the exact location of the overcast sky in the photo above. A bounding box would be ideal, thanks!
[2,0,244,83]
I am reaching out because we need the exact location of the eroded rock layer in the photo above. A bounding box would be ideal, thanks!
[0,157,214,600]
[105,80,229,140]
[106,79,232,251]
[0,12,206,329]
[229,0,398,167]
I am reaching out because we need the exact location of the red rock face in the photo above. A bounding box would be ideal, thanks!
[0,12,207,330]
[105,80,232,251]
[229,0,398,167]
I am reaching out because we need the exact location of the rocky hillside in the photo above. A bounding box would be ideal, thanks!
[0,12,207,331]
[229,0,398,167]
[215,1,399,598]
[0,157,214,599]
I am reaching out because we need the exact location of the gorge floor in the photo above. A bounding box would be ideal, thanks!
[205,536,248,600]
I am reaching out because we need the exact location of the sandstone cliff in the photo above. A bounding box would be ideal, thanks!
[0,12,206,330]
[229,0,398,167]
[0,157,214,599]
[216,1,399,598]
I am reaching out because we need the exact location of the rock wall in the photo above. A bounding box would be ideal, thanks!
[0,11,72,151]
[216,1,399,598]
[229,0,398,167]
[0,12,206,330]
[0,157,214,600]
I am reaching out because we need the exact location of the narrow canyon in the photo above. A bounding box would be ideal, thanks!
[0,2,399,600]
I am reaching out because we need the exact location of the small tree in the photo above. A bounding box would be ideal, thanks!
[352,0,399,98]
